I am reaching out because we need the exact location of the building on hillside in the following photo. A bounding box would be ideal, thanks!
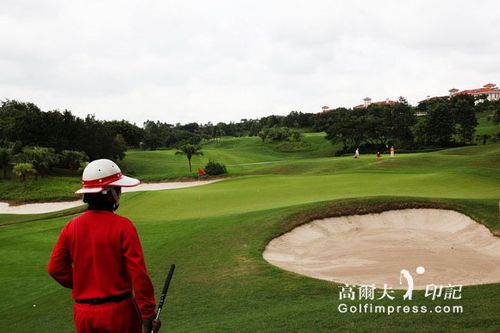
[353,97,396,109]
[450,83,500,101]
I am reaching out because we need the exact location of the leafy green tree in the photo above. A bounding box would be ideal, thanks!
[258,128,269,142]
[291,130,302,141]
[142,121,165,150]
[363,105,391,145]
[19,147,58,177]
[105,120,144,147]
[169,130,202,147]
[390,97,417,146]
[0,147,12,178]
[0,100,43,146]
[111,134,127,160]
[175,144,203,173]
[282,111,313,128]
[451,95,477,143]
[60,150,89,172]
[425,102,455,146]
[261,127,302,142]
[142,121,202,149]
[475,134,490,145]
[81,115,117,159]
[214,126,225,142]
[325,109,367,152]
[483,100,500,125]
[413,119,428,144]
[248,121,261,137]
[493,110,500,125]
[258,115,283,129]
[13,162,36,181]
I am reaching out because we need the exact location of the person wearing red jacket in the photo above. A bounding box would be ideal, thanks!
[48,159,161,333]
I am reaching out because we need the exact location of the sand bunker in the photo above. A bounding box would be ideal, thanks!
[264,209,500,289]
[0,180,221,215]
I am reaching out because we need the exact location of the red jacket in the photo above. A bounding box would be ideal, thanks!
[47,210,156,319]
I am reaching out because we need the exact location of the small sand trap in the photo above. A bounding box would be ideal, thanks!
[0,180,221,215]
[264,209,500,289]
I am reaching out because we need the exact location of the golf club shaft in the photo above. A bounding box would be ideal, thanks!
[151,264,175,333]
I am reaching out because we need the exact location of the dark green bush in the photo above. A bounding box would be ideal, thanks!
[204,161,227,175]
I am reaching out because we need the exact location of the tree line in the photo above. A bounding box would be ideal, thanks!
[0,100,135,159]
[0,100,133,179]
[323,95,499,154]
[1,94,498,178]
[140,111,316,149]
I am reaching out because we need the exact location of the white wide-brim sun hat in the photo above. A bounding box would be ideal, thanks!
[75,159,140,194]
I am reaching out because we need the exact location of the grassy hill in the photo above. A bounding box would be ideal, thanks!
[476,110,500,136]
[121,132,338,180]
[0,143,499,332]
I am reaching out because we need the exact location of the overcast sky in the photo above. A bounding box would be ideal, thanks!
[1,0,498,125]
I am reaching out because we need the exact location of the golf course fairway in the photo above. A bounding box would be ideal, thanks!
[0,143,499,332]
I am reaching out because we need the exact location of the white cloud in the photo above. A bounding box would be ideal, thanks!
[0,0,498,124]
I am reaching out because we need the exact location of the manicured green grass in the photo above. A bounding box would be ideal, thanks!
[476,111,500,136]
[121,133,338,181]
[0,198,499,332]
[0,134,335,201]
[0,176,81,202]
[0,142,499,332]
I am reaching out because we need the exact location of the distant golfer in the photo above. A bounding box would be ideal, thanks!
[354,148,360,159]
[376,151,381,160]
[390,146,395,157]
[48,159,161,333]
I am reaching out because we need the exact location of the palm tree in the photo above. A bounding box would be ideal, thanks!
[175,144,203,173]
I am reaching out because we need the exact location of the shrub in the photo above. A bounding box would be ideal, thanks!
[204,161,227,176]
[19,146,58,176]
[60,150,89,171]
[13,163,36,181]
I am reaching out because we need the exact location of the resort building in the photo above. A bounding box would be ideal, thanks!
[353,97,396,109]
[449,83,500,101]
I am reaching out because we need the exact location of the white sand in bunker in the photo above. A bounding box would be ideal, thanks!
[263,209,500,290]
[0,180,222,215]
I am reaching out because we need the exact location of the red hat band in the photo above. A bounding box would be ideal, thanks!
[82,172,123,188]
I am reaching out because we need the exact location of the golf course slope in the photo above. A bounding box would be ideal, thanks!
[0,180,221,214]
[264,209,500,289]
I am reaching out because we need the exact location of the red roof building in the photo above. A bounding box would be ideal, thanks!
[450,83,500,101]
[354,97,396,109]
